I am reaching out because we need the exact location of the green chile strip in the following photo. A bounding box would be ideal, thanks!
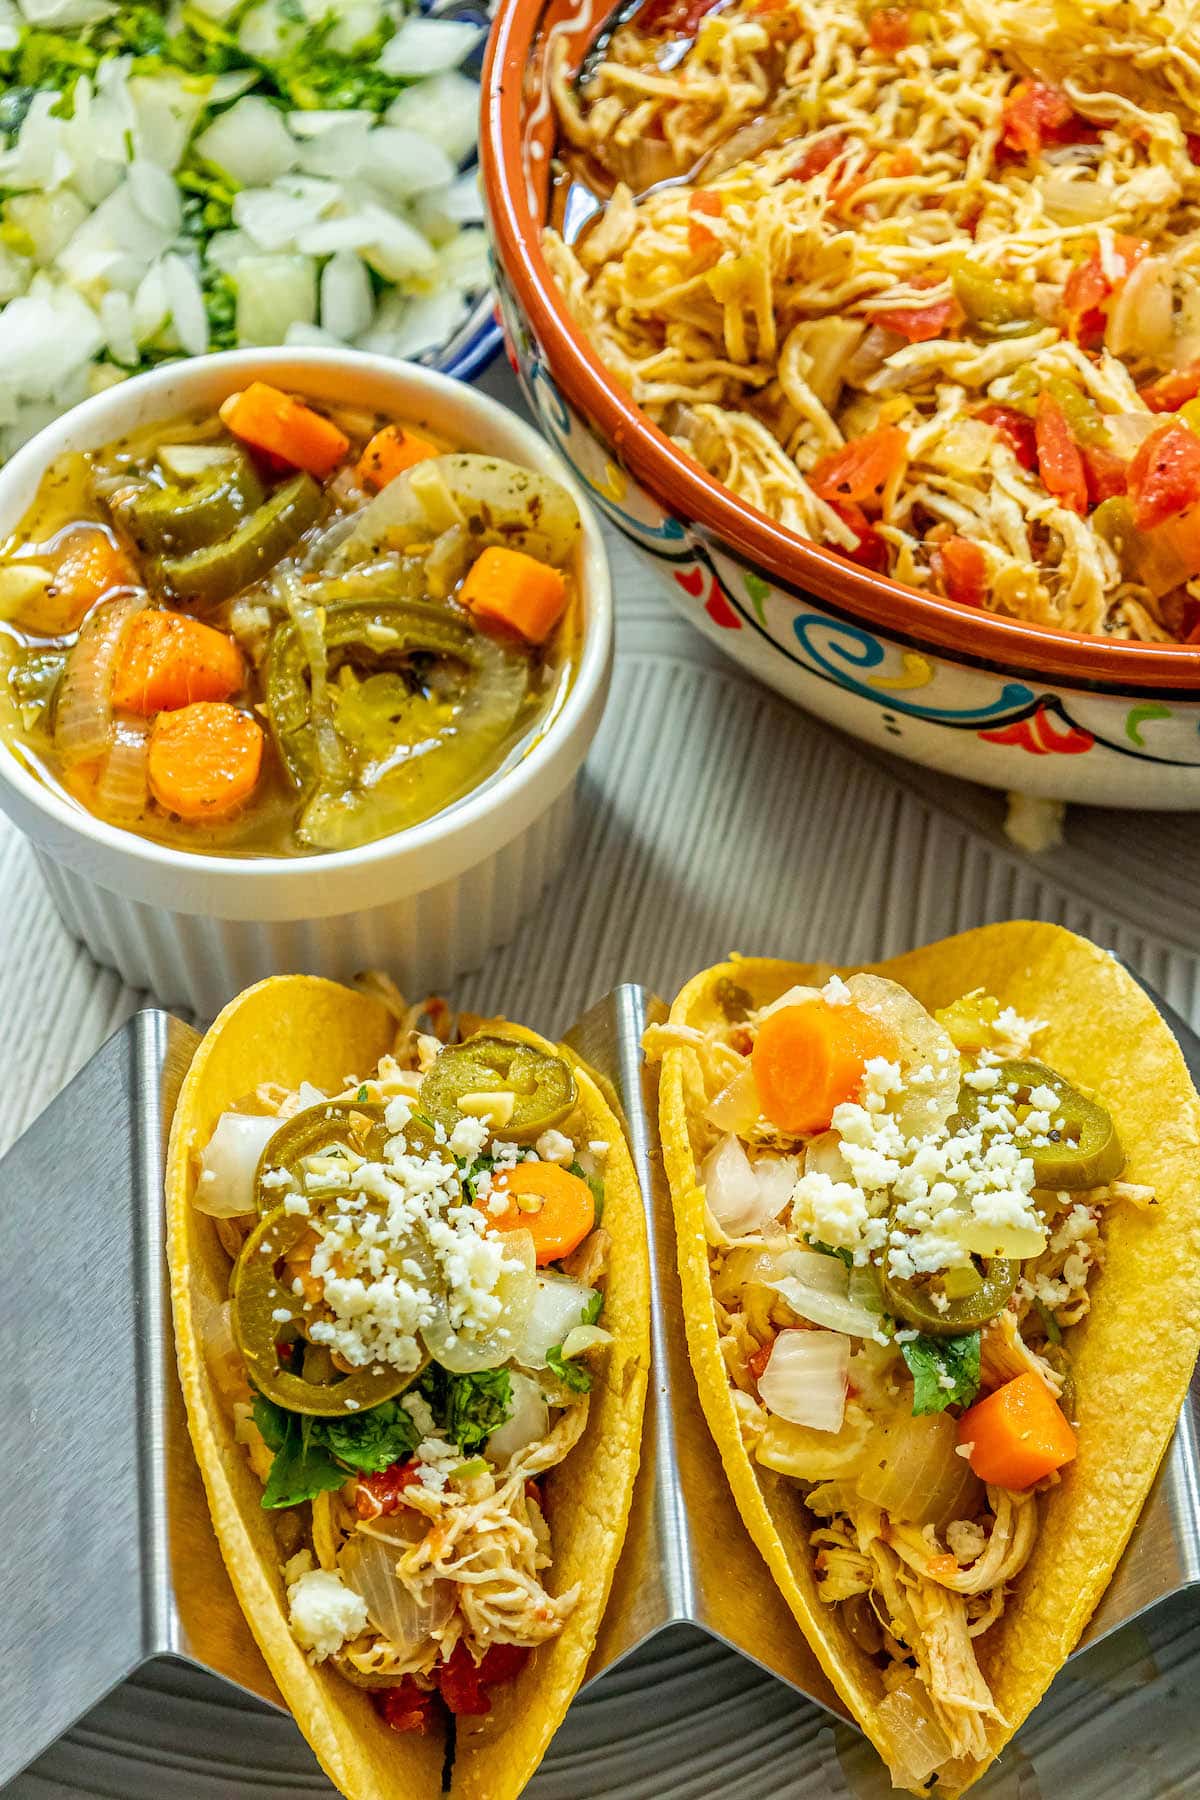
[883,1258,1018,1336]
[253,1101,390,1214]
[122,454,265,557]
[419,1034,576,1142]
[232,1205,425,1416]
[957,1060,1124,1189]
[265,599,529,850]
[158,471,323,603]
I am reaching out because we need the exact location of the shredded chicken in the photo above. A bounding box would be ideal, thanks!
[549,0,1200,639]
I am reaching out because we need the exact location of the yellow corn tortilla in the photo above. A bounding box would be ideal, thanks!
[167,975,649,1800]
[658,922,1200,1795]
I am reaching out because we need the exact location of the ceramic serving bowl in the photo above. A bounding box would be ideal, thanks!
[481,0,1200,808]
[0,347,611,1016]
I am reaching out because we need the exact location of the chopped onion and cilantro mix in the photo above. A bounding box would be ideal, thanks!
[0,0,490,460]
[194,1015,613,1733]
[650,972,1154,1792]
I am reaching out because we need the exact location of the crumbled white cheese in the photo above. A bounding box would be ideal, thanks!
[535,1128,575,1165]
[385,1095,414,1133]
[587,1140,610,1159]
[283,1192,311,1216]
[260,1167,294,1191]
[401,1390,437,1436]
[963,1067,1000,1091]
[413,1436,461,1493]
[822,974,852,1006]
[271,1307,292,1323]
[287,1568,369,1663]
[449,1115,490,1160]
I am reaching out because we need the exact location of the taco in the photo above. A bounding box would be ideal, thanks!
[653,922,1200,1795]
[167,975,649,1800]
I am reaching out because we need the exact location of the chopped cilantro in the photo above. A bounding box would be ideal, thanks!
[252,1391,421,1507]
[582,1289,604,1326]
[568,1160,604,1222]
[546,1344,592,1393]
[200,266,238,352]
[902,1331,981,1416]
[418,1365,512,1453]
[253,1394,346,1510]
[356,1084,369,1103]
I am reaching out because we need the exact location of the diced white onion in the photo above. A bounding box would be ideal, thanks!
[768,1273,881,1339]
[422,1228,537,1374]
[385,72,481,164]
[199,1297,248,1404]
[234,253,316,347]
[0,561,52,621]
[844,973,960,1138]
[511,1271,596,1368]
[856,1411,981,1528]
[379,17,481,76]
[367,126,456,200]
[55,589,143,764]
[161,251,208,357]
[757,1329,850,1433]
[560,1323,612,1359]
[485,1371,548,1464]
[1106,255,1174,360]
[877,1678,953,1792]
[804,1129,853,1181]
[194,1111,282,1216]
[194,95,298,187]
[96,714,150,820]
[340,1534,454,1655]
[702,1133,797,1236]
[320,250,374,343]
[705,1066,760,1136]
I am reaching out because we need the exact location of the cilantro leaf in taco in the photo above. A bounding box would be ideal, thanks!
[653,923,1200,1795]
[168,975,648,1800]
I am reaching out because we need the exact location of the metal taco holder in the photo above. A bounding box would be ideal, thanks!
[2,980,1199,1789]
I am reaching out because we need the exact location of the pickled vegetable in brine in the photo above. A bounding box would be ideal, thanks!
[0,385,582,857]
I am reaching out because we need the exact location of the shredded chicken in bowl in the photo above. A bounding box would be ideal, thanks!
[548,0,1200,641]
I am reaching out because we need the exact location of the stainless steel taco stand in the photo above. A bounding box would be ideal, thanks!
[2,982,1199,1791]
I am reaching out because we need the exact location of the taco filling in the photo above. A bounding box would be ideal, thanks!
[190,1003,615,1743]
[650,968,1153,1791]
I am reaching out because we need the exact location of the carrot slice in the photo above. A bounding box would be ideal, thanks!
[478,1162,595,1265]
[752,999,898,1135]
[355,424,440,490]
[49,529,135,630]
[957,1372,1077,1489]
[147,701,263,822]
[111,611,244,716]
[459,545,568,645]
[219,383,349,479]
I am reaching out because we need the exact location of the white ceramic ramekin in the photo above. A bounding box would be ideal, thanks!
[0,349,612,1016]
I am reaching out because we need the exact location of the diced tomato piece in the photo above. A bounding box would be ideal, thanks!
[1000,80,1092,158]
[689,189,723,217]
[436,1642,532,1717]
[810,425,908,514]
[356,1459,421,1519]
[636,0,724,34]
[792,133,844,180]
[1063,236,1147,347]
[1139,361,1200,414]
[1035,391,1088,515]
[1080,443,1128,507]
[1188,134,1200,165]
[828,499,890,571]
[437,1644,490,1717]
[688,220,719,258]
[1127,422,1200,530]
[977,403,1038,470]
[476,1644,531,1687]
[934,535,988,607]
[747,1339,775,1382]
[868,6,910,51]
[868,294,961,343]
[373,1678,436,1735]
[880,147,919,179]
